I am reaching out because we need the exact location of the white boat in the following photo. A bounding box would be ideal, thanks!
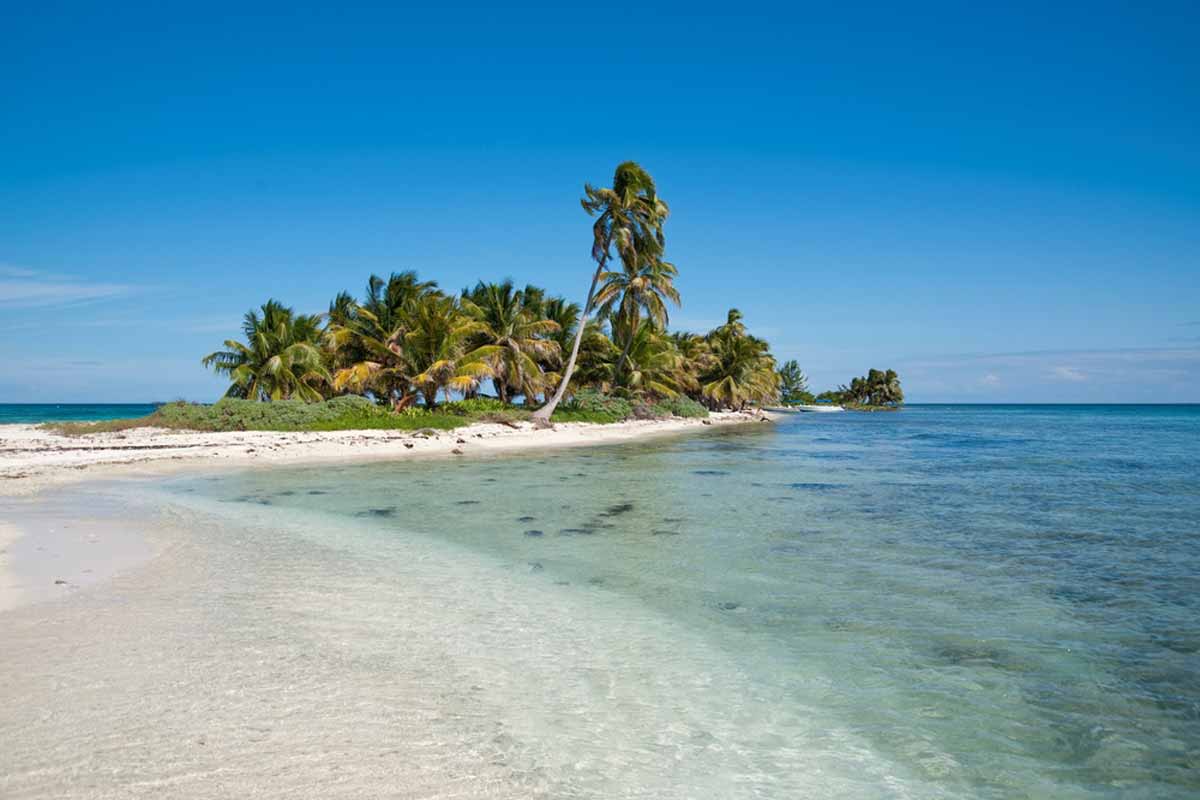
[765,404,845,414]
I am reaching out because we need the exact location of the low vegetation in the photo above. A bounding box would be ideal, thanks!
[42,391,712,436]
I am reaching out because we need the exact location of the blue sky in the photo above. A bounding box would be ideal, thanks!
[2,1,1197,402]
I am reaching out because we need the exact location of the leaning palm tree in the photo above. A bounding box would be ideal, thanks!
[594,255,680,374]
[536,295,581,401]
[461,280,560,403]
[202,300,330,401]
[567,320,621,395]
[532,161,669,425]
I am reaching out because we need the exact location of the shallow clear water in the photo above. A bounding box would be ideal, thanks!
[0,402,158,423]
[3,405,1198,797]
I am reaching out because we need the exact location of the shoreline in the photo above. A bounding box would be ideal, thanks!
[0,410,774,497]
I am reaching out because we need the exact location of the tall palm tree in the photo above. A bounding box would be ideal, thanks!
[202,300,330,401]
[532,161,669,425]
[461,280,560,404]
[595,255,681,375]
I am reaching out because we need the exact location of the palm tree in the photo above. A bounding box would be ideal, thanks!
[326,272,439,403]
[862,368,903,405]
[518,283,547,319]
[669,331,716,398]
[202,300,330,401]
[611,319,684,398]
[570,320,621,394]
[461,280,560,404]
[532,161,669,425]
[362,272,438,330]
[699,309,779,409]
[400,295,498,409]
[594,255,680,375]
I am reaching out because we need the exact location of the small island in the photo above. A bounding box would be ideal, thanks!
[51,163,794,438]
[8,163,910,493]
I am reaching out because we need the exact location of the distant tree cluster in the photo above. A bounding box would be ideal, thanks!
[816,369,904,407]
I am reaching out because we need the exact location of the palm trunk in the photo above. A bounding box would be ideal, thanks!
[531,257,606,426]
[613,311,639,377]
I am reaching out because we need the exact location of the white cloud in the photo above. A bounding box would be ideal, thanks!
[1050,366,1087,382]
[979,373,1001,386]
[0,264,140,309]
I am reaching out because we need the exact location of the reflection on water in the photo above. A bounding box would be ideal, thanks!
[2,405,1198,798]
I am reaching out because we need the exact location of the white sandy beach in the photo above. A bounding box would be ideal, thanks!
[0,411,771,496]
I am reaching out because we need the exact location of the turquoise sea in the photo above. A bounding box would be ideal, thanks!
[0,403,159,423]
[2,405,1198,798]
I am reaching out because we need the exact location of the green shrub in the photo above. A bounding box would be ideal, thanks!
[47,390,669,436]
[652,396,709,419]
[146,397,466,432]
[550,408,622,424]
[561,389,632,421]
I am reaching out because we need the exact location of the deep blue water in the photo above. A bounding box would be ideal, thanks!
[0,403,159,423]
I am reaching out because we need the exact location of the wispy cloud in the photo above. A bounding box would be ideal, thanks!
[1050,365,1087,382]
[895,347,1200,401]
[0,264,140,309]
